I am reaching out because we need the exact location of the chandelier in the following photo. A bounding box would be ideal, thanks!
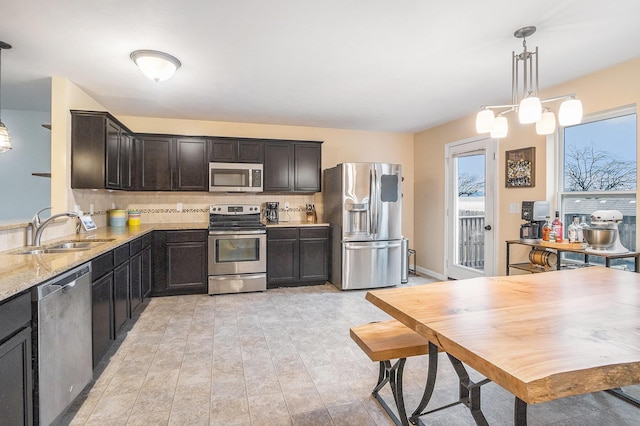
[475,26,583,138]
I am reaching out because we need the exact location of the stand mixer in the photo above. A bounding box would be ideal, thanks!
[585,210,629,253]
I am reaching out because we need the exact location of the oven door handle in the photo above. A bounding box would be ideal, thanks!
[208,229,266,235]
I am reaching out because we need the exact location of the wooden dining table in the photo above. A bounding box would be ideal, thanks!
[365,267,640,425]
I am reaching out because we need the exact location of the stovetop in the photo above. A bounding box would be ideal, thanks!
[208,204,265,231]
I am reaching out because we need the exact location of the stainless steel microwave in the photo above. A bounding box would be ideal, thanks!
[208,162,263,192]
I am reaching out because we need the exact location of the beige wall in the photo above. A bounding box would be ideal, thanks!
[415,57,640,278]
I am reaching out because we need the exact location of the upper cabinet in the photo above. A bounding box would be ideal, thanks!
[134,136,208,191]
[71,110,133,190]
[264,141,322,193]
[208,138,264,163]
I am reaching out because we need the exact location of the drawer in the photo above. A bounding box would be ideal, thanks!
[92,251,114,281]
[299,227,328,239]
[267,228,298,240]
[0,292,31,342]
[129,237,143,254]
[165,230,207,243]
[114,244,130,266]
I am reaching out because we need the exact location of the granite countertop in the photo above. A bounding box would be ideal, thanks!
[0,222,208,303]
[265,221,329,227]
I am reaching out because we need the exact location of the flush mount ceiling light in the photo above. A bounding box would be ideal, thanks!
[475,26,583,139]
[0,41,12,154]
[130,49,181,82]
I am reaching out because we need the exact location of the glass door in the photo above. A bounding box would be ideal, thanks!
[445,138,497,279]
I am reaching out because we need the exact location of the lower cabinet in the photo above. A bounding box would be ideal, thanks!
[152,230,208,296]
[0,292,33,426]
[130,250,142,316]
[91,271,114,367]
[267,227,329,288]
[142,236,153,299]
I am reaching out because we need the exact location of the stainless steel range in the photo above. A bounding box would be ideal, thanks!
[208,204,267,295]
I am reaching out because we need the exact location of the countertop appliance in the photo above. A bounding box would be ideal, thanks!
[208,204,267,294]
[585,210,629,253]
[33,263,92,426]
[209,162,263,192]
[324,162,402,290]
[265,202,279,223]
[520,200,550,243]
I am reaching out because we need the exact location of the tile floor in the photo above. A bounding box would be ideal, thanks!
[61,275,640,425]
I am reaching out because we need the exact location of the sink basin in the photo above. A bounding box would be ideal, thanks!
[13,238,116,255]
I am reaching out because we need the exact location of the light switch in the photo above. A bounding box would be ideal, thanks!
[509,203,520,214]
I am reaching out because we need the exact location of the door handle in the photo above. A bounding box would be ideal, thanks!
[484,225,492,230]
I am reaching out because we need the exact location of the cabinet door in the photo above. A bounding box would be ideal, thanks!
[71,112,107,189]
[264,142,293,192]
[175,137,208,191]
[113,262,130,334]
[209,139,237,162]
[299,228,329,282]
[294,143,322,192]
[130,251,142,315]
[92,272,114,367]
[166,241,207,293]
[0,327,32,426]
[106,120,120,189]
[142,246,152,299]
[120,132,133,190]
[267,228,299,286]
[136,137,173,190]
[237,140,264,163]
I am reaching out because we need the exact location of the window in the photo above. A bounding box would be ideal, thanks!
[559,107,637,268]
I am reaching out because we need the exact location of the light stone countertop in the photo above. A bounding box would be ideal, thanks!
[0,221,330,303]
[0,222,208,303]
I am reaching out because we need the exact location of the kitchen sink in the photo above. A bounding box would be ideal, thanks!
[13,238,115,255]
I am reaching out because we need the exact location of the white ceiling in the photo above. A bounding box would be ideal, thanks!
[2,0,640,132]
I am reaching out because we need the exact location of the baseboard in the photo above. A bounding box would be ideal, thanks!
[415,266,445,281]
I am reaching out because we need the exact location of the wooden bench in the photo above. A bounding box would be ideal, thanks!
[350,320,433,426]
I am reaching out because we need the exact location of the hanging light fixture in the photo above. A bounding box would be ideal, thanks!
[0,41,12,154]
[475,26,583,138]
[130,50,181,82]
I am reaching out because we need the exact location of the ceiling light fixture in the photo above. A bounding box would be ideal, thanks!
[475,26,583,138]
[0,41,12,154]
[130,50,181,82]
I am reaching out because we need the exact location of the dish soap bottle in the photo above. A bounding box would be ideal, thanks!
[552,211,563,243]
[541,216,552,242]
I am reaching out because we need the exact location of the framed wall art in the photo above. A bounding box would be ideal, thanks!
[505,147,535,188]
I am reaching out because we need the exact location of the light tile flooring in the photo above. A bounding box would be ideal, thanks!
[62,275,640,425]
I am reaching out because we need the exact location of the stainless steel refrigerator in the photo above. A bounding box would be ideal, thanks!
[324,162,402,290]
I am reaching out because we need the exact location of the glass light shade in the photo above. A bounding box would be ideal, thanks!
[558,98,583,126]
[0,122,11,153]
[535,110,556,135]
[518,96,542,124]
[490,116,508,138]
[130,50,181,82]
[475,109,495,133]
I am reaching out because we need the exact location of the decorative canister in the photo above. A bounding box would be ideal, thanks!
[128,209,141,227]
[109,209,127,227]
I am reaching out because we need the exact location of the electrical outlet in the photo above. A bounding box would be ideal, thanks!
[89,204,94,215]
[177,203,183,212]
[509,203,520,214]
[284,202,290,210]
[111,203,116,209]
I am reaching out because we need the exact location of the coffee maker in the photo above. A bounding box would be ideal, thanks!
[265,202,279,223]
[520,201,550,242]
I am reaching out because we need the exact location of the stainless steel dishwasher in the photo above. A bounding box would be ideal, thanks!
[33,263,92,426]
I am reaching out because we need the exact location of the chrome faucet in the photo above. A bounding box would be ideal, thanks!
[31,208,79,246]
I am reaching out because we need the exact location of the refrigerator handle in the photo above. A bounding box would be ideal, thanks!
[370,168,378,235]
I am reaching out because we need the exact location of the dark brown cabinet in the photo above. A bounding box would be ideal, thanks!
[0,292,32,426]
[113,244,130,334]
[134,136,208,191]
[142,234,153,299]
[134,136,173,190]
[91,271,114,367]
[71,110,133,190]
[267,227,329,287]
[209,138,264,163]
[130,244,143,316]
[152,230,208,296]
[263,141,322,193]
[175,138,208,190]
